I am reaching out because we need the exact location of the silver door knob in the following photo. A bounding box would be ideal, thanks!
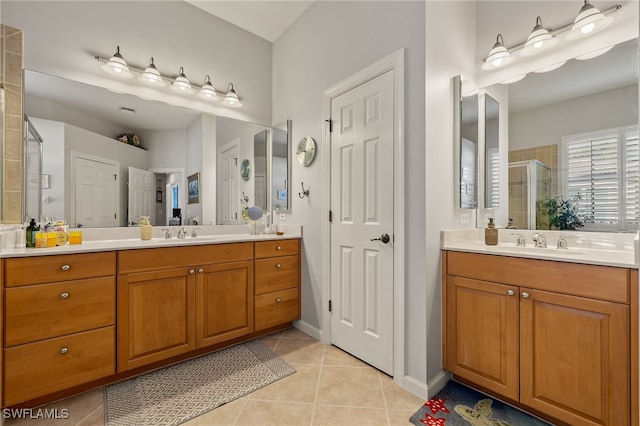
[189,269,195,275]
[198,268,204,274]
[60,347,68,354]
[507,290,515,296]
[60,292,69,299]
[61,265,70,271]
[371,234,390,244]
[521,292,530,299]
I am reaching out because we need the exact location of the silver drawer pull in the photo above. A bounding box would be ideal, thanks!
[521,292,530,299]
[61,264,70,271]
[60,292,69,299]
[276,246,282,251]
[507,290,515,296]
[276,263,282,269]
[60,347,68,355]
[198,268,204,274]
[276,298,282,303]
[189,269,195,274]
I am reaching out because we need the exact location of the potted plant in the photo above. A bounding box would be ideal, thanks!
[536,196,587,230]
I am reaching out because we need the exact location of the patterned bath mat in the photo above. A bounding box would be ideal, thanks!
[105,339,295,426]
[410,381,553,425]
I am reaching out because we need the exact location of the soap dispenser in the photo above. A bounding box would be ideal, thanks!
[140,216,152,240]
[485,217,498,246]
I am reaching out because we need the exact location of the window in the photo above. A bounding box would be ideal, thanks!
[563,126,639,231]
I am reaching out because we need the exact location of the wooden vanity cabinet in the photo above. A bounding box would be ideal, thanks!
[116,243,254,372]
[443,251,633,426]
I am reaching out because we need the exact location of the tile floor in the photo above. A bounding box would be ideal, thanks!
[5,328,425,425]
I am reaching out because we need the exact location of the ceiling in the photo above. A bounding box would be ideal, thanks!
[184,0,315,42]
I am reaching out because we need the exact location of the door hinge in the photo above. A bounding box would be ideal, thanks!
[235,212,238,219]
[234,157,238,166]
[114,213,117,219]
[325,119,332,133]
[114,174,117,180]
[329,210,333,222]
[328,300,332,312]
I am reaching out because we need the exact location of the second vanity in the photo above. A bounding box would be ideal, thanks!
[441,229,638,426]
[0,227,301,408]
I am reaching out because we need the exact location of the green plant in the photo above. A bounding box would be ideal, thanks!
[537,196,585,230]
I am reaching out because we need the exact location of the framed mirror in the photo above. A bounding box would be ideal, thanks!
[271,120,291,213]
[240,159,251,181]
[453,75,479,209]
[484,94,500,210]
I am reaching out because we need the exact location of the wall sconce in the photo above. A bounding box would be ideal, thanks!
[481,1,621,78]
[95,46,242,107]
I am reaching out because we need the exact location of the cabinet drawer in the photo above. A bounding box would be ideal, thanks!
[255,288,300,330]
[446,251,630,303]
[255,255,299,295]
[254,239,299,259]
[118,242,253,273]
[4,327,115,406]
[5,277,115,346]
[5,252,116,287]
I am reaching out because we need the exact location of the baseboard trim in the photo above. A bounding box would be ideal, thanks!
[426,370,451,399]
[293,320,322,341]
[403,375,429,399]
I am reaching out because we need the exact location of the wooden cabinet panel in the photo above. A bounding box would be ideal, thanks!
[196,261,254,348]
[254,255,299,295]
[117,242,253,274]
[5,252,116,287]
[255,288,300,331]
[446,251,629,303]
[117,268,195,372]
[520,289,630,426]
[445,276,519,401]
[4,327,115,406]
[254,239,299,259]
[5,277,115,346]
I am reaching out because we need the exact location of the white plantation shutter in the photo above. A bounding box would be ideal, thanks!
[486,147,500,209]
[564,126,638,231]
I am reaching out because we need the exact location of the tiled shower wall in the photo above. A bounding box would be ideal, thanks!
[1,24,24,224]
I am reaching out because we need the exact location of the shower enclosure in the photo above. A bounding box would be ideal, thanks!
[23,114,43,223]
[508,159,552,230]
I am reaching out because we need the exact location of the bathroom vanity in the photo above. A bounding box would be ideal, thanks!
[0,231,301,407]
[441,230,638,426]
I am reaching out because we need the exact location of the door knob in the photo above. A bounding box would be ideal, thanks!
[371,234,390,244]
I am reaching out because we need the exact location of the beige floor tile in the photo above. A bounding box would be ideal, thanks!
[387,409,415,425]
[235,400,313,426]
[5,389,104,426]
[76,405,105,426]
[316,366,385,408]
[259,336,281,351]
[322,345,370,368]
[248,364,320,403]
[380,374,426,411]
[182,397,247,426]
[281,327,315,340]
[273,338,326,365]
[312,405,389,425]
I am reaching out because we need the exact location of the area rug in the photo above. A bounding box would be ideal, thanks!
[410,380,553,426]
[105,340,295,426]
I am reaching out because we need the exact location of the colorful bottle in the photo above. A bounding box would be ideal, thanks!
[485,217,498,246]
[140,216,152,240]
[25,218,39,248]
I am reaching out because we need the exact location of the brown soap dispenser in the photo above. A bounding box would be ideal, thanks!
[485,217,498,246]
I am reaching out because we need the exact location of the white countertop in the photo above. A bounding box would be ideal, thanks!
[0,224,302,258]
[441,228,638,268]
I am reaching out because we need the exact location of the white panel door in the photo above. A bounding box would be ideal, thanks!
[74,155,119,228]
[218,141,239,225]
[330,70,394,374]
[128,166,154,226]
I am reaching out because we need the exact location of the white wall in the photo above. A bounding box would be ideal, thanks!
[186,116,203,224]
[273,0,427,390]
[32,118,65,221]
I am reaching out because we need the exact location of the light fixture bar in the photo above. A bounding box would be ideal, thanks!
[94,54,241,106]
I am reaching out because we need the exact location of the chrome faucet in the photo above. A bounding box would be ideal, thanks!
[191,227,200,238]
[511,233,526,247]
[557,235,568,249]
[177,227,187,239]
[162,228,172,239]
[532,232,547,248]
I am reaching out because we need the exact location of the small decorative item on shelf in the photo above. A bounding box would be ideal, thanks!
[116,133,144,149]
[240,192,250,223]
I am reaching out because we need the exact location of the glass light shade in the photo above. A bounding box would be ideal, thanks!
[139,57,166,86]
[566,1,613,40]
[198,75,218,100]
[101,46,134,79]
[576,45,614,60]
[481,34,514,70]
[533,60,567,73]
[171,67,193,93]
[223,83,242,107]
[520,17,558,57]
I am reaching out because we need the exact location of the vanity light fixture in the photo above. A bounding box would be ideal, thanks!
[520,16,558,57]
[139,57,166,87]
[223,83,242,107]
[171,67,193,93]
[499,74,527,84]
[566,0,614,40]
[575,44,614,59]
[101,46,134,79]
[481,34,514,70]
[198,75,218,100]
[533,60,568,73]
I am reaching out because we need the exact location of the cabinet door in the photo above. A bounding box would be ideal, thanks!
[196,261,254,348]
[445,276,519,401]
[520,289,629,426]
[117,268,195,372]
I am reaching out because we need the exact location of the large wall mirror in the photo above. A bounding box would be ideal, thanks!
[24,70,291,228]
[454,75,479,209]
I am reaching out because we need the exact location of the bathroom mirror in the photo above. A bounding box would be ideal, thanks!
[453,75,479,209]
[484,94,499,210]
[272,120,291,212]
[23,70,290,227]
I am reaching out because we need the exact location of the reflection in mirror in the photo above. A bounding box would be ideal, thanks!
[24,115,43,222]
[484,94,499,210]
[253,130,269,211]
[455,75,479,209]
[487,38,638,232]
[272,120,291,213]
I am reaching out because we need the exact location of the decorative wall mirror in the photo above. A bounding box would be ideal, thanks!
[453,75,479,209]
[240,159,251,181]
[296,136,317,167]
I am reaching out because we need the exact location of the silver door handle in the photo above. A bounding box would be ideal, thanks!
[371,234,390,244]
